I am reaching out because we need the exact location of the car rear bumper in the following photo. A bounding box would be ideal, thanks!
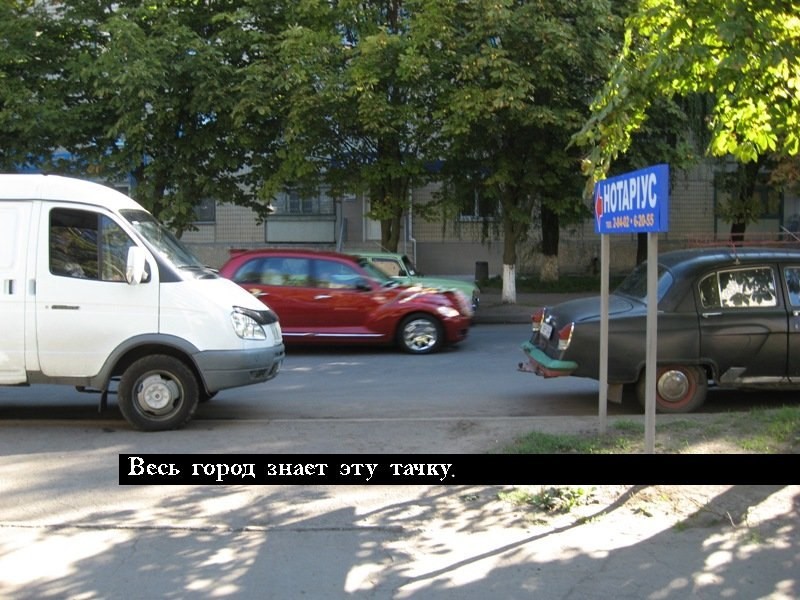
[518,341,577,378]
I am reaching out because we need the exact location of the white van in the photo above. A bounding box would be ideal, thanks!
[0,174,285,431]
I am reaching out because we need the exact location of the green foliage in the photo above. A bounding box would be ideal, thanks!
[0,1,66,170]
[253,0,440,251]
[498,486,594,513]
[1,0,623,255]
[7,0,795,251]
[428,0,622,233]
[2,0,288,232]
[576,0,800,188]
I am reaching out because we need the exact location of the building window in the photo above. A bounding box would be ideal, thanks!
[457,185,496,222]
[193,197,216,223]
[276,188,335,216]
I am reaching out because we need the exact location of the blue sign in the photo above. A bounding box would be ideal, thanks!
[593,164,669,234]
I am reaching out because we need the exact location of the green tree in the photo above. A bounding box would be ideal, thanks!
[613,94,709,262]
[576,0,800,239]
[249,0,438,252]
[21,1,286,234]
[0,1,67,171]
[415,0,620,300]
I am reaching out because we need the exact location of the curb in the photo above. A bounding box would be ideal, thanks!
[474,292,590,325]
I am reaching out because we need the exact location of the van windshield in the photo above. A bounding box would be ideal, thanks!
[121,209,208,271]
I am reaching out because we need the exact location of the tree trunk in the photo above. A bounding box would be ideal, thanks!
[501,210,521,304]
[381,211,402,252]
[502,263,516,303]
[540,204,560,282]
[377,175,407,252]
[727,159,763,245]
[636,232,647,264]
[538,255,559,282]
[730,221,747,245]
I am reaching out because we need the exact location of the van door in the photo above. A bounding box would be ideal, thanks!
[33,204,160,378]
[0,201,33,384]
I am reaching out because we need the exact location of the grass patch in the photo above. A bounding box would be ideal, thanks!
[611,419,644,434]
[499,405,800,454]
[498,486,594,513]
[737,406,800,452]
[501,430,632,454]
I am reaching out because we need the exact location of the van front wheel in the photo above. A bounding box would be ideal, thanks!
[118,355,199,431]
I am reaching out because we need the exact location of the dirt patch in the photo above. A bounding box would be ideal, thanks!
[481,411,798,531]
[490,483,798,537]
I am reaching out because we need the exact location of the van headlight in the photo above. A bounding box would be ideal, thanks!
[231,308,266,340]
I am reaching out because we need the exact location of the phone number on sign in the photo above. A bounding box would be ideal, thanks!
[607,213,655,230]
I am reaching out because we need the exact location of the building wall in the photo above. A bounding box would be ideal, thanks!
[182,163,800,275]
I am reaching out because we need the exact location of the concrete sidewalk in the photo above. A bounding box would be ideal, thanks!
[1,428,796,600]
[473,290,590,324]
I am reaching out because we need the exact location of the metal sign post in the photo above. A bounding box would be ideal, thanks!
[593,164,669,453]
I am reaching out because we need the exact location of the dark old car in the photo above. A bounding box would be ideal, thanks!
[219,248,472,354]
[518,246,800,413]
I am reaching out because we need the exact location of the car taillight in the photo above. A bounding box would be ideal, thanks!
[557,322,574,351]
[531,307,546,332]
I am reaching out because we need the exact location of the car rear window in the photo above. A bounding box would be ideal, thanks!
[615,262,673,303]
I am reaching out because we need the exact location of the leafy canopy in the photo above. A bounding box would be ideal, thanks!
[576,0,800,185]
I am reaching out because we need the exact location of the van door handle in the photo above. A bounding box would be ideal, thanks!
[314,294,332,300]
[701,311,722,318]
[3,279,13,295]
[793,310,800,317]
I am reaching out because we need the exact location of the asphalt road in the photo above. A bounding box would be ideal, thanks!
[0,323,795,430]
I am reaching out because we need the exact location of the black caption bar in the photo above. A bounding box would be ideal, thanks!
[119,454,799,485]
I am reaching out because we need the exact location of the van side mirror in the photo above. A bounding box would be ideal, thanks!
[126,246,149,284]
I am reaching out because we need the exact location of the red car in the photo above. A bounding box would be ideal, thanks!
[219,248,472,354]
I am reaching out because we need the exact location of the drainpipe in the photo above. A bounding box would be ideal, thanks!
[407,187,417,265]
[335,197,344,252]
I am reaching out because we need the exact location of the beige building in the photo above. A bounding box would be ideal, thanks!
[182,162,800,279]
